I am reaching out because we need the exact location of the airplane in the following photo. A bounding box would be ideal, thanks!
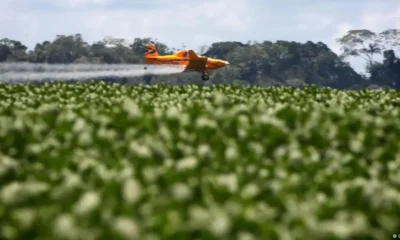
[143,43,229,81]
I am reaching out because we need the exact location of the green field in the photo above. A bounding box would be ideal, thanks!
[1,82,400,240]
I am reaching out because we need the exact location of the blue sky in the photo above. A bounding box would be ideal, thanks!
[1,0,399,73]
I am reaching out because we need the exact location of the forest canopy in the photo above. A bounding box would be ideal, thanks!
[0,28,399,89]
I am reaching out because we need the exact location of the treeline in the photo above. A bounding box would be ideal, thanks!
[0,28,399,89]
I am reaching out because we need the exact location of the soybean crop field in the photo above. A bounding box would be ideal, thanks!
[1,82,400,240]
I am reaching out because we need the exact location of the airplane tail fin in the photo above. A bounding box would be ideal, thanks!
[145,44,159,57]
[188,50,200,59]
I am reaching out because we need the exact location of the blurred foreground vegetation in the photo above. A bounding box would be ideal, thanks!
[1,82,400,239]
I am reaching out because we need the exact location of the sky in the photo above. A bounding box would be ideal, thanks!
[1,0,400,73]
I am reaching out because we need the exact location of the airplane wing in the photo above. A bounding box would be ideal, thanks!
[186,50,208,71]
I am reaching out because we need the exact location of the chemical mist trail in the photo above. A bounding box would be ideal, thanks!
[0,63,185,82]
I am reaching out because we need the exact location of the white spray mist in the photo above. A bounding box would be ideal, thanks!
[0,63,186,82]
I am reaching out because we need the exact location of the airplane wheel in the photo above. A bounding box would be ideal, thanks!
[202,75,209,81]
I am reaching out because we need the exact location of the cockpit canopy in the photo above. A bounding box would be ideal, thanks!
[174,50,189,58]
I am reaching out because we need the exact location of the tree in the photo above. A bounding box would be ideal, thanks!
[89,41,119,63]
[203,40,362,88]
[101,36,131,48]
[385,50,400,88]
[198,45,209,55]
[369,50,400,88]
[0,32,376,89]
[46,34,89,63]
[131,38,170,58]
[204,41,246,60]
[0,42,12,62]
[28,41,51,63]
[0,38,29,62]
[379,29,400,51]
[336,29,383,68]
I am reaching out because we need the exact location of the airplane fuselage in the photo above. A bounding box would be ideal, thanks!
[144,55,229,71]
[143,44,229,81]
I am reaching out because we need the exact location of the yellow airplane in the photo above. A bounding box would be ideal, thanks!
[143,43,229,81]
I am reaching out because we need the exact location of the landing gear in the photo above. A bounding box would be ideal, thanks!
[201,74,210,81]
[201,70,210,81]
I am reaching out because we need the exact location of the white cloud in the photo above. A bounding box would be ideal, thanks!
[41,0,112,8]
[295,13,333,31]
[360,7,400,31]
[330,23,354,54]
[0,0,254,50]
[195,0,254,32]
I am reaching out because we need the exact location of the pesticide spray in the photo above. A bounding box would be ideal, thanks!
[0,62,186,83]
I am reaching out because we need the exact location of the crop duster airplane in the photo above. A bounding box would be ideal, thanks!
[143,44,229,81]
